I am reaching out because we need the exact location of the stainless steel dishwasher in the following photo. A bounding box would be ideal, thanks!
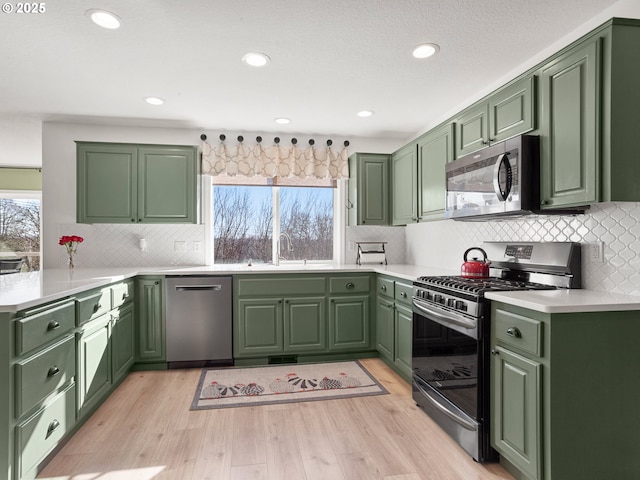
[165,275,233,368]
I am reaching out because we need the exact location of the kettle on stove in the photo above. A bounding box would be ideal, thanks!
[461,247,491,278]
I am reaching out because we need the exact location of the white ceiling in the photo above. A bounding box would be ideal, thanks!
[0,0,625,141]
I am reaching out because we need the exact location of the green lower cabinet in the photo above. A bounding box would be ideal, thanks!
[135,276,165,364]
[376,297,394,359]
[491,345,541,480]
[328,296,371,351]
[393,304,413,378]
[76,314,112,419]
[111,302,135,383]
[236,298,284,356]
[284,297,326,353]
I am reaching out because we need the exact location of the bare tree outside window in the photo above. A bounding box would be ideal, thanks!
[213,185,333,264]
[0,198,41,271]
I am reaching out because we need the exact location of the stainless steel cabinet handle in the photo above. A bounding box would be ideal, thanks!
[175,285,222,291]
[47,320,61,331]
[46,419,60,438]
[47,366,61,377]
[506,327,522,338]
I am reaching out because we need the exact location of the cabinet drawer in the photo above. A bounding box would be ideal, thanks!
[112,280,134,309]
[494,308,542,357]
[394,282,413,306]
[377,277,395,298]
[15,335,76,417]
[16,383,76,479]
[237,276,325,297]
[76,287,111,325]
[329,276,370,294]
[15,300,76,355]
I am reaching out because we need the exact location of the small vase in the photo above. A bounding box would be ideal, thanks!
[67,256,75,278]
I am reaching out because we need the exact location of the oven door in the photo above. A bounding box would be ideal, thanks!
[412,300,480,420]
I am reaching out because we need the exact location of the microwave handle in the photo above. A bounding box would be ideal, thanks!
[493,153,512,201]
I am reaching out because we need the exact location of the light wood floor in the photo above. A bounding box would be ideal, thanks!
[38,359,514,480]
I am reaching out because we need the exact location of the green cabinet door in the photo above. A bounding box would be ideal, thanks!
[77,142,199,224]
[489,76,536,144]
[417,123,454,221]
[456,75,536,158]
[391,143,418,225]
[283,297,326,353]
[375,297,394,359]
[539,39,600,208]
[491,345,542,480]
[236,298,283,356]
[112,302,135,382]
[77,314,112,418]
[76,143,138,223]
[135,277,165,364]
[455,103,488,157]
[393,304,413,378]
[137,146,198,223]
[328,295,370,351]
[348,153,390,225]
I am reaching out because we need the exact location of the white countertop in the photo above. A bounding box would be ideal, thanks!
[0,263,456,313]
[485,289,640,313]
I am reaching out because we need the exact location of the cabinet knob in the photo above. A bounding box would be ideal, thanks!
[46,419,61,438]
[381,285,387,291]
[400,292,407,298]
[47,320,61,331]
[491,349,499,356]
[154,281,160,285]
[47,365,61,377]
[506,327,522,338]
[93,303,102,313]
[346,282,355,289]
[131,218,135,222]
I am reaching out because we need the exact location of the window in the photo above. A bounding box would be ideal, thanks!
[213,181,335,264]
[0,196,41,271]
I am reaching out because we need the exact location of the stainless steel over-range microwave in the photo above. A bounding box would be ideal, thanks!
[445,135,540,221]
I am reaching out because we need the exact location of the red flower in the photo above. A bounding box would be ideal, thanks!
[59,235,84,245]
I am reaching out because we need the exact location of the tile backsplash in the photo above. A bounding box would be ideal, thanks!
[406,202,640,295]
[57,223,207,268]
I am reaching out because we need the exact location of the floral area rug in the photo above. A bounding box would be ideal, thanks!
[190,360,388,410]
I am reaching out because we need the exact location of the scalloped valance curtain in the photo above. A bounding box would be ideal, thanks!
[201,139,349,179]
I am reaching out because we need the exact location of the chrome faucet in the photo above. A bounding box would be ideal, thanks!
[276,232,294,265]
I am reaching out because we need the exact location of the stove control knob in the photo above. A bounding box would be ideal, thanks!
[446,298,455,308]
[454,300,467,311]
[433,294,443,304]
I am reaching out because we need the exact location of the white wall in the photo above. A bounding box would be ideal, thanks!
[41,121,400,268]
[0,114,42,167]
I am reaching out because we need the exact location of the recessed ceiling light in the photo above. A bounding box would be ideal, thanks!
[357,110,375,118]
[145,97,165,106]
[274,117,291,125]
[412,43,440,59]
[86,9,122,29]
[242,52,270,67]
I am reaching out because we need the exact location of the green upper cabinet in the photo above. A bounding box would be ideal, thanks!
[455,75,536,157]
[538,39,599,208]
[348,153,390,225]
[391,144,417,225]
[391,122,453,225]
[417,123,454,221]
[537,19,640,209]
[77,142,200,224]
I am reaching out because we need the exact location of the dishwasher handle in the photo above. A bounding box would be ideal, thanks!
[174,285,223,292]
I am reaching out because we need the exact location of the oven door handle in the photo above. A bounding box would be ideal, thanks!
[413,377,477,431]
[412,299,476,330]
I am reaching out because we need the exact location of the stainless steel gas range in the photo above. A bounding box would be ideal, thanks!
[411,241,581,462]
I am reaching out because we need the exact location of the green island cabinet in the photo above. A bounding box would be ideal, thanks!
[347,153,390,225]
[234,273,374,365]
[455,75,536,158]
[134,276,166,369]
[76,142,200,224]
[490,302,640,480]
[536,19,640,209]
[76,280,135,419]
[392,123,454,225]
[375,275,413,382]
